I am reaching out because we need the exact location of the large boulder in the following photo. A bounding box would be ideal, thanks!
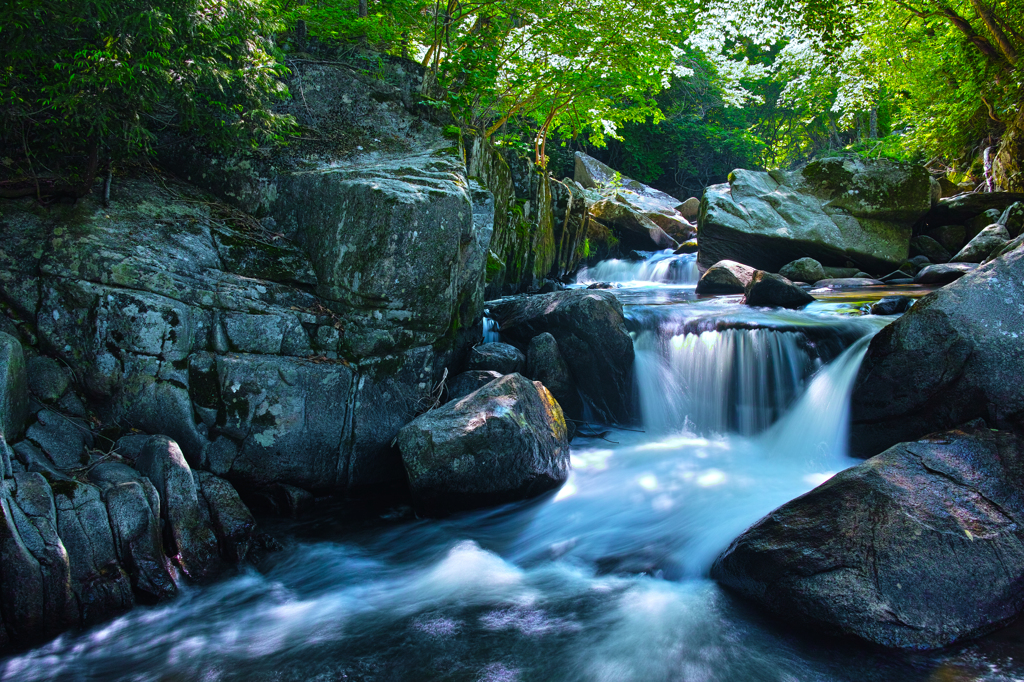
[0,333,29,441]
[850,241,1024,457]
[713,425,1024,649]
[951,223,1010,263]
[397,373,570,512]
[695,260,756,294]
[489,290,634,424]
[913,262,977,284]
[466,342,525,375]
[589,198,677,251]
[698,158,933,273]
[779,257,825,284]
[526,332,583,422]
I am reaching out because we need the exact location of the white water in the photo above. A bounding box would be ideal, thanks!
[6,272,999,682]
[577,250,699,285]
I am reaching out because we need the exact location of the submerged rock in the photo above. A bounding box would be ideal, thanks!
[851,241,1024,457]
[713,425,1024,649]
[743,272,814,309]
[699,158,932,273]
[695,260,757,294]
[397,373,570,513]
[490,290,634,424]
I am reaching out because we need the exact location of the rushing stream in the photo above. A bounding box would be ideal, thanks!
[6,252,1024,681]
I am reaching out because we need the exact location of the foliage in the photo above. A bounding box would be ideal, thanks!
[0,0,294,197]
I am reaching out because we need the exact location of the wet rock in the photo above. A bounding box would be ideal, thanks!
[699,158,930,273]
[913,262,978,284]
[489,290,634,424]
[868,297,912,315]
[589,199,677,251]
[674,239,699,254]
[26,356,72,404]
[25,409,92,470]
[743,272,814,309]
[135,436,219,580]
[0,332,29,441]
[195,471,256,563]
[89,463,176,603]
[647,211,696,243]
[397,374,569,513]
[273,483,315,518]
[466,342,526,375]
[851,242,1024,457]
[779,257,825,284]
[695,260,757,294]
[447,370,502,402]
[952,224,1010,263]
[676,197,702,220]
[52,480,134,626]
[713,425,1024,649]
[909,235,950,263]
[925,224,966,253]
[526,332,583,424]
[811,278,885,289]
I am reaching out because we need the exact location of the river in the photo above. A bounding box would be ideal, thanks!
[5,251,1023,681]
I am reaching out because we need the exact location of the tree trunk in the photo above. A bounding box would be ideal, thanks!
[870,108,878,138]
[359,0,368,18]
[970,0,1019,65]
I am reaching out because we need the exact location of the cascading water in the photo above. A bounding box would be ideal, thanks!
[482,314,500,343]
[5,267,1000,681]
[577,250,699,285]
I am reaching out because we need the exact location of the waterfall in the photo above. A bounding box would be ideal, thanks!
[578,250,699,285]
[482,314,500,343]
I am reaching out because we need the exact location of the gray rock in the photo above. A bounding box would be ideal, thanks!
[695,260,757,294]
[744,272,814,309]
[11,440,70,481]
[26,356,72,403]
[926,193,1024,228]
[910,235,951,263]
[999,202,1024,238]
[821,266,862,279]
[779,257,825,284]
[851,242,1024,457]
[0,332,29,441]
[25,409,91,470]
[0,435,11,479]
[925,224,966,253]
[879,270,914,284]
[195,471,256,563]
[966,208,1003,240]
[674,239,699,254]
[589,198,677,251]
[490,290,634,424]
[397,374,570,513]
[908,255,931,267]
[698,158,930,273]
[113,434,153,463]
[913,262,978,284]
[526,332,583,423]
[136,436,219,580]
[676,197,702,220]
[713,426,1024,649]
[0,479,58,645]
[811,278,885,289]
[52,480,134,626]
[88,463,176,604]
[868,297,912,315]
[952,224,1010,263]
[466,342,525,375]
[447,370,503,402]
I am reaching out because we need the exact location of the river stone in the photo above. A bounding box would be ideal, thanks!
[698,158,930,273]
[909,235,950,263]
[0,333,29,442]
[676,197,701,220]
[850,242,1024,457]
[25,409,91,470]
[489,290,634,424]
[397,373,570,513]
[868,297,912,315]
[674,239,699,254]
[913,262,977,284]
[951,224,1010,263]
[999,202,1024,238]
[713,425,1024,649]
[136,436,219,580]
[695,260,757,294]
[743,272,814,309]
[779,257,825,284]
[466,342,525,375]
[526,332,583,423]
[447,370,502,402]
[195,471,256,563]
[589,198,677,251]
[925,224,966,253]
[52,480,134,626]
[647,211,696,243]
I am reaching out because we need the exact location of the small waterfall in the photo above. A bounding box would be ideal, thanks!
[635,328,816,436]
[578,250,699,285]
[482,314,500,343]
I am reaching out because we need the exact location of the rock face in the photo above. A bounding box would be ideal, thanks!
[0,333,29,440]
[695,260,757,294]
[699,158,933,273]
[489,290,634,424]
[713,425,1024,649]
[743,272,814,308]
[397,373,570,512]
[850,242,1024,457]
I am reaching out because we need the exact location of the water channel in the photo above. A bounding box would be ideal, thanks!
[6,251,1023,681]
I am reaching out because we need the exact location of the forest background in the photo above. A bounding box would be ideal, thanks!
[2,0,1022,199]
